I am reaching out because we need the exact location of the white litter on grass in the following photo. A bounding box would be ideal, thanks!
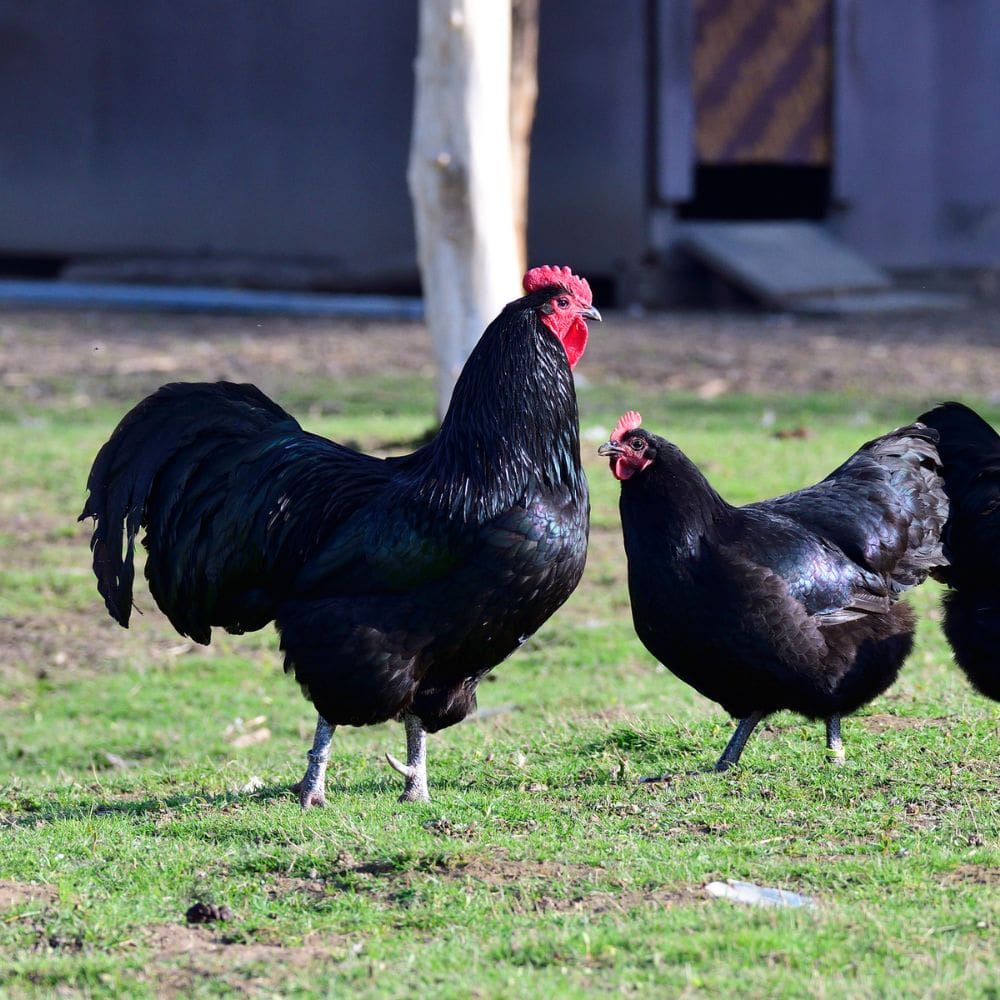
[705,879,817,909]
[102,751,138,769]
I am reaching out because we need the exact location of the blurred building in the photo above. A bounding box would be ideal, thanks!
[0,1,997,306]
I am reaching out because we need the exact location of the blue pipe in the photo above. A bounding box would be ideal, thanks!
[0,279,424,320]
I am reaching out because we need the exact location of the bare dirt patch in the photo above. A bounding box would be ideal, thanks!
[2,303,999,413]
[267,875,330,900]
[939,864,1000,887]
[0,611,130,683]
[0,879,57,909]
[144,922,350,998]
[587,308,1000,402]
[266,850,699,918]
[857,713,945,733]
[527,886,699,915]
[277,850,598,892]
[0,310,432,412]
[415,852,596,885]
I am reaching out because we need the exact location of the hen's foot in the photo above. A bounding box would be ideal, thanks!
[293,716,335,809]
[641,712,767,781]
[826,715,846,766]
[713,711,765,772]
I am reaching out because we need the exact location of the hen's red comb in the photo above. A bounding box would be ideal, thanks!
[522,265,592,304]
[611,410,642,443]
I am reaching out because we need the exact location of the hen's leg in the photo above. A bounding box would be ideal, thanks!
[291,715,334,809]
[385,713,430,803]
[714,711,765,772]
[825,714,845,765]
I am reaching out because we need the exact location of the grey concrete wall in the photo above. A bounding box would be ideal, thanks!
[832,0,1000,268]
[0,2,419,281]
[527,1,648,288]
[0,1,996,288]
[933,0,1000,266]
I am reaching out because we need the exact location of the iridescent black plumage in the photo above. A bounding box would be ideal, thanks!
[81,284,590,793]
[604,422,948,769]
[917,402,1000,700]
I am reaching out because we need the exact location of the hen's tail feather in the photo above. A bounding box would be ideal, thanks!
[865,424,950,590]
[79,382,296,632]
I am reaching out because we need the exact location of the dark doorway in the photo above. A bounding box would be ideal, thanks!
[677,164,831,220]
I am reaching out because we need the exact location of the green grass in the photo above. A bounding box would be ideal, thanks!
[0,371,998,998]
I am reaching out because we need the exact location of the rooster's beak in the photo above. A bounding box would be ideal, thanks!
[580,305,602,322]
[597,441,623,457]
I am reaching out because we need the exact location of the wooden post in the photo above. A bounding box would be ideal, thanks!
[409,0,523,419]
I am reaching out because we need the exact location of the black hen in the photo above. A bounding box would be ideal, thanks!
[80,266,598,805]
[916,402,1000,701]
[599,412,948,772]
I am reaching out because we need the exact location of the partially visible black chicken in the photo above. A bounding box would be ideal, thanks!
[917,401,1000,701]
[599,412,948,772]
[80,266,598,805]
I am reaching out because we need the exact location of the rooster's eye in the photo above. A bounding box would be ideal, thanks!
[629,437,644,451]
[556,296,569,308]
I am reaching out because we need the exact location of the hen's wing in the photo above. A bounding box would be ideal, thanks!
[749,423,948,604]
[725,508,893,624]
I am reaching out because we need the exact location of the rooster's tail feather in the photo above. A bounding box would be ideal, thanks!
[79,382,294,636]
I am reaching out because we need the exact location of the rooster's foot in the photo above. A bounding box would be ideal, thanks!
[291,778,327,809]
[385,752,430,802]
[385,713,430,802]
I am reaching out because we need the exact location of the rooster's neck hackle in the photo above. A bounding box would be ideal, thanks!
[424,301,584,521]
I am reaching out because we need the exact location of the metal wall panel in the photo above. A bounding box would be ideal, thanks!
[0,2,419,279]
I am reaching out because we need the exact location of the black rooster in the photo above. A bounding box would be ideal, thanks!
[916,402,1000,701]
[599,412,948,772]
[80,266,598,805]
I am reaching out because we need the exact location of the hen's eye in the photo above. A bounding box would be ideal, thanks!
[629,437,644,450]
[556,296,569,308]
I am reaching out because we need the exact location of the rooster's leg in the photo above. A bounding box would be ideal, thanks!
[714,711,765,772]
[291,715,335,809]
[825,714,845,765]
[385,713,430,803]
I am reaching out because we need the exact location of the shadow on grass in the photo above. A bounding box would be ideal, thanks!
[2,782,287,829]
[0,771,517,829]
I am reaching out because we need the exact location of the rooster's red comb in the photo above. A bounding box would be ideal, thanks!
[611,411,643,443]
[522,265,592,304]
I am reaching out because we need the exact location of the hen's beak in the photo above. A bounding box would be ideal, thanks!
[580,305,602,322]
[597,441,623,457]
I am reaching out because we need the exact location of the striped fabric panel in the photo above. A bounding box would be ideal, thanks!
[693,0,833,165]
